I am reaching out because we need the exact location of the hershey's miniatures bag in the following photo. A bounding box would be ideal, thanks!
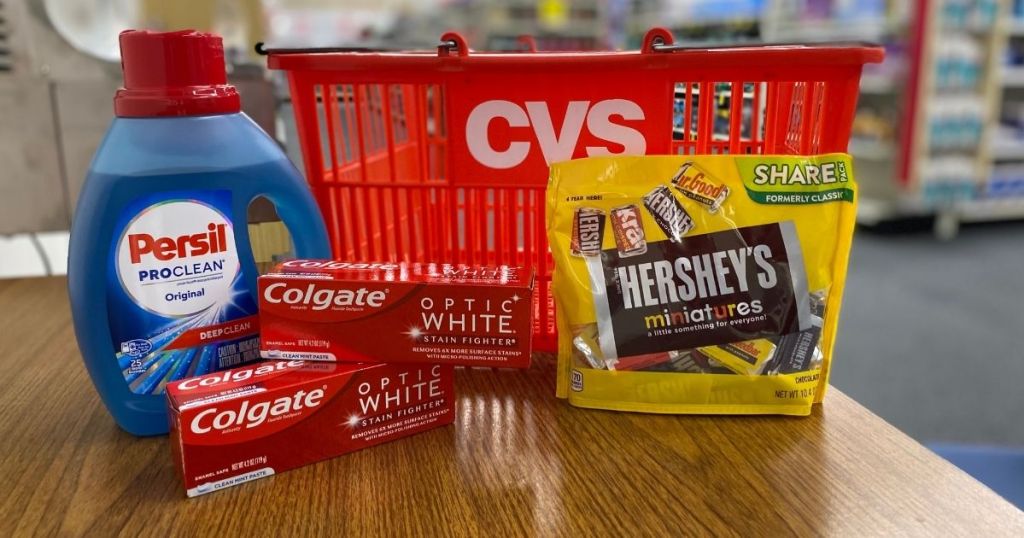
[547,155,857,415]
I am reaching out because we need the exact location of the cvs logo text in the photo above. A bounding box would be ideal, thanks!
[465,99,647,169]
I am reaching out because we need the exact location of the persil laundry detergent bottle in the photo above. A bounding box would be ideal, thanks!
[68,30,330,435]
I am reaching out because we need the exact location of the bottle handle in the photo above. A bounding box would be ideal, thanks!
[245,172,331,262]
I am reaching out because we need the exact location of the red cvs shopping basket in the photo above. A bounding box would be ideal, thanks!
[265,28,883,353]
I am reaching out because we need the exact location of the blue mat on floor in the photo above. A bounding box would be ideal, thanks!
[930,443,1024,510]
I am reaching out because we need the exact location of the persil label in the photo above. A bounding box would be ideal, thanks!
[116,200,239,317]
[107,190,259,395]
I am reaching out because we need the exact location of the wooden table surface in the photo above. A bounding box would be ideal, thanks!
[1,277,1022,536]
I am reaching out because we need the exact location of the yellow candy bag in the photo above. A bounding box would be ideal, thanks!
[546,154,856,415]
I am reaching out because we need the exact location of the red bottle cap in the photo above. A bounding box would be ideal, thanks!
[114,29,241,117]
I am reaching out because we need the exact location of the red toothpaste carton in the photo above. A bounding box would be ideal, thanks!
[258,260,535,368]
[167,359,454,497]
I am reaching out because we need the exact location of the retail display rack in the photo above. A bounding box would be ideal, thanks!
[765,0,1024,238]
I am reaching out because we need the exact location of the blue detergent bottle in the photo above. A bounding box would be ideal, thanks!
[68,30,331,436]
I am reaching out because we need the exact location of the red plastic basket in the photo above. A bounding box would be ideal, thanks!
[265,28,883,352]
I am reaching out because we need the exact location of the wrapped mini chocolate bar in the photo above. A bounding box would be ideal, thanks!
[643,349,710,373]
[572,324,607,370]
[607,351,674,371]
[573,324,677,372]
[642,185,694,242]
[570,207,605,257]
[699,339,777,376]
[610,204,647,258]
[764,292,827,375]
[671,161,730,213]
[691,350,737,375]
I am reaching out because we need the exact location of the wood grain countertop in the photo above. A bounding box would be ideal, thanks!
[1,276,1022,536]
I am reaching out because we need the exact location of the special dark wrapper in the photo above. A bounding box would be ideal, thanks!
[642,185,694,242]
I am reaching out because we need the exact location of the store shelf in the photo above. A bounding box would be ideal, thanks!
[860,73,898,94]
[990,127,1024,160]
[1008,19,1024,36]
[928,144,983,154]
[956,198,1024,222]
[770,1,1021,235]
[764,17,901,43]
[858,194,1024,237]
[849,138,896,160]
[674,87,754,98]
[672,128,731,142]
[946,21,998,35]
[1000,66,1024,87]
[856,195,932,226]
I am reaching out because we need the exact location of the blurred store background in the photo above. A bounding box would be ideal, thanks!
[0,0,1022,506]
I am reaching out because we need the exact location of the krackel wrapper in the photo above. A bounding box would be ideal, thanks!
[547,154,856,415]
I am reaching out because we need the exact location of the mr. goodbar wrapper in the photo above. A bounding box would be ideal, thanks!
[547,155,857,415]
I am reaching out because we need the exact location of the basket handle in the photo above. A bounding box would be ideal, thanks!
[517,35,538,52]
[642,27,675,54]
[438,32,469,57]
[641,27,879,53]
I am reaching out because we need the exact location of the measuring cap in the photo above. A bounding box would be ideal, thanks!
[114,29,240,117]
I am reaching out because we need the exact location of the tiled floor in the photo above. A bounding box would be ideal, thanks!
[833,221,1024,446]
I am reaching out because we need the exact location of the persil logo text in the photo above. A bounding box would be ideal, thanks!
[466,99,646,169]
[116,199,239,317]
[264,282,387,310]
[128,223,228,264]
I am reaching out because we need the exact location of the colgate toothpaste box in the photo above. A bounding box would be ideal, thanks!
[167,359,454,497]
[258,260,535,368]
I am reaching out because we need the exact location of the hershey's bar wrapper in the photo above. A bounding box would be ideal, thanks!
[571,207,605,257]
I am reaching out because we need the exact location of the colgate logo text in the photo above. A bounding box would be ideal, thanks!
[177,360,305,391]
[466,99,646,169]
[264,282,387,310]
[128,223,228,264]
[282,260,399,271]
[189,386,326,434]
